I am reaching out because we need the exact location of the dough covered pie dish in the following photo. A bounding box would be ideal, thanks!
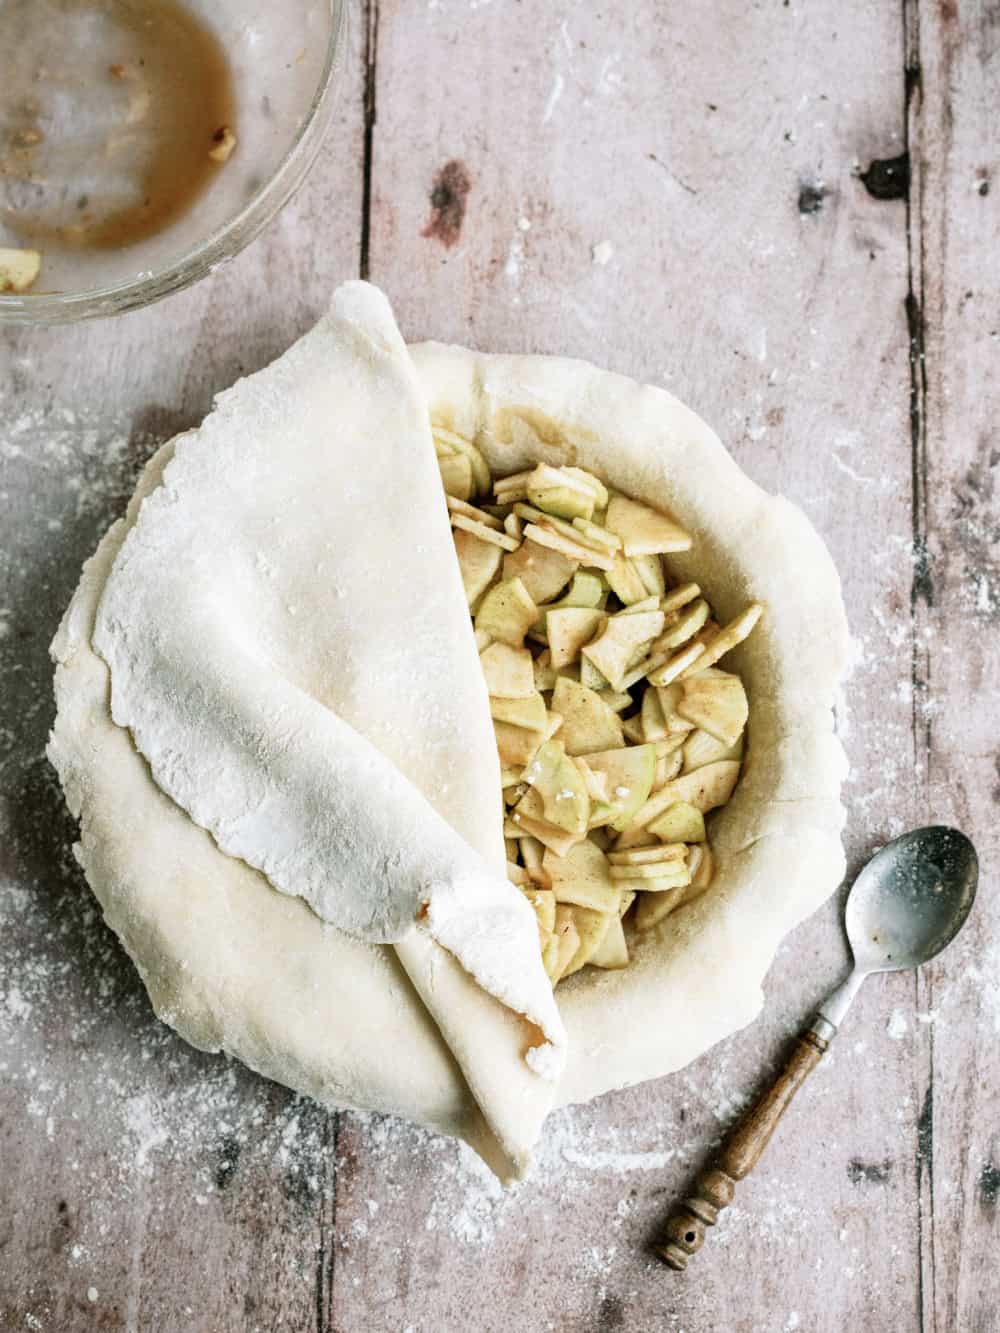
[48,283,849,1180]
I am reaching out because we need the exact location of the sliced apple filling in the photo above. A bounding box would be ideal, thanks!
[439,442,762,987]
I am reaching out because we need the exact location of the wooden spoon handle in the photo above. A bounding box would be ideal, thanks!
[656,1023,831,1270]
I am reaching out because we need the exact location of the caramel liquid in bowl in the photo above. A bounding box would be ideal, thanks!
[0,0,237,256]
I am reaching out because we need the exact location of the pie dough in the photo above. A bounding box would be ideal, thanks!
[48,281,849,1179]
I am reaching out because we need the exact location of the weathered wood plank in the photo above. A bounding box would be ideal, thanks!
[0,14,366,1332]
[339,2,923,1329]
[908,4,1000,1331]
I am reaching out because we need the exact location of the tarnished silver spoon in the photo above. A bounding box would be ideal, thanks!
[657,825,979,1269]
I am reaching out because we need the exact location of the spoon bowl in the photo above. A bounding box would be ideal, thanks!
[845,825,978,975]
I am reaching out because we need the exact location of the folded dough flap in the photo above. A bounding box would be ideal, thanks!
[91,281,564,1171]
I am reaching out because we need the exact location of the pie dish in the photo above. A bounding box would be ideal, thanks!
[48,282,849,1180]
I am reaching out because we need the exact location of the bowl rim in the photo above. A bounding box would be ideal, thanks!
[0,0,347,325]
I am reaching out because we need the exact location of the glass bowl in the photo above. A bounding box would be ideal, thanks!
[0,0,345,325]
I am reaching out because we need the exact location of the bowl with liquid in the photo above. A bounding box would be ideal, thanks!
[0,0,345,323]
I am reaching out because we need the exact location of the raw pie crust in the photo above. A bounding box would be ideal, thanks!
[48,283,849,1180]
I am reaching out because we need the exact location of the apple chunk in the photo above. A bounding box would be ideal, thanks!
[646,800,706,844]
[562,905,614,975]
[551,677,624,755]
[475,577,538,647]
[438,452,474,501]
[547,607,605,669]
[543,838,620,914]
[590,913,629,968]
[503,538,577,603]
[605,494,692,555]
[527,463,598,521]
[677,670,749,746]
[453,528,502,607]
[581,609,664,690]
[582,744,656,830]
[490,692,548,731]
[522,739,590,833]
[480,642,536,698]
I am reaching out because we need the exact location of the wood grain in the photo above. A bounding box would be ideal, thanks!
[907,3,1000,1330]
[0,2,996,1330]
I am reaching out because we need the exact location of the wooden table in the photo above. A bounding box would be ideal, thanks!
[2,3,997,1329]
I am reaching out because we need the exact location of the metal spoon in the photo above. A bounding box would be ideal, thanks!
[657,825,979,1270]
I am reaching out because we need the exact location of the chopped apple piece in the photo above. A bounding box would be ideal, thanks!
[605,494,692,555]
[652,747,684,789]
[547,571,607,610]
[608,843,686,865]
[654,598,710,652]
[520,836,550,886]
[621,713,645,744]
[646,639,706,687]
[688,842,715,892]
[563,466,609,508]
[503,539,577,603]
[480,643,536,699]
[528,463,597,521]
[590,913,629,968]
[493,720,545,769]
[582,608,664,690]
[656,682,696,734]
[551,677,625,755]
[616,868,691,894]
[682,727,744,773]
[576,657,605,693]
[578,607,666,687]
[662,582,701,613]
[522,884,557,936]
[522,739,590,833]
[562,904,614,975]
[600,688,633,713]
[623,759,742,833]
[518,513,617,570]
[528,656,552,696]
[547,607,605,669]
[641,687,669,742]
[582,744,656,830]
[679,603,764,676]
[633,554,666,598]
[451,512,520,551]
[647,800,706,844]
[543,839,619,914]
[447,495,503,529]
[677,670,749,746]
[438,452,474,501]
[607,551,649,605]
[453,528,503,607]
[493,468,535,502]
[475,578,538,647]
[609,858,690,882]
[634,886,687,931]
[571,517,620,553]
[490,692,548,731]
[575,757,611,803]
[511,787,585,856]
[433,426,491,495]
[548,905,581,981]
